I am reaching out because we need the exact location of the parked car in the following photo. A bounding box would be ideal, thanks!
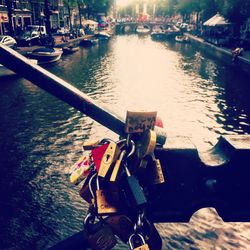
[0,35,17,48]
[16,25,47,46]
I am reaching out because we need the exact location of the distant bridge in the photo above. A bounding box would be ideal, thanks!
[115,22,170,33]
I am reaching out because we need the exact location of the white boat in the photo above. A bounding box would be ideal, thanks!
[175,35,190,43]
[0,59,37,77]
[136,25,151,34]
[26,47,63,65]
[151,27,165,40]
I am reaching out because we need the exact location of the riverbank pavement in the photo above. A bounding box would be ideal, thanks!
[186,33,250,65]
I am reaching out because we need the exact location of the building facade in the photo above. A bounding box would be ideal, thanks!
[0,0,32,35]
[0,0,64,35]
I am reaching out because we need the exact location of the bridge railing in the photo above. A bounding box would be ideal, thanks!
[1,44,250,223]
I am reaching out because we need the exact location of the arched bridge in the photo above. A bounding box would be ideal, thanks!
[115,22,169,33]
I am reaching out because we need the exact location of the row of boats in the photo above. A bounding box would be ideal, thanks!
[0,31,111,77]
[136,25,190,43]
[27,31,111,64]
[1,29,189,78]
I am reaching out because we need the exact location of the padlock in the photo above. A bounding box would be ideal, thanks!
[137,129,157,160]
[125,110,157,134]
[79,171,97,204]
[147,153,165,185]
[105,214,134,243]
[69,152,90,174]
[122,165,147,210]
[98,142,121,178]
[69,159,93,185]
[84,213,117,250]
[141,220,162,250]
[91,143,110,172]
[110,149,126,182]
[128,233,150,250]
[96,176,118,215]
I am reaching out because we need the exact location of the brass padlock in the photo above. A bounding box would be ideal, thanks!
[84,213,117,250]
[128,233,150,250]
[110,150,126,182]
[96,176,118,215]
[148,154,165,185]
[98,142,121,178]
[105,214,134,243]
[141,219,162,250]
[137,129,157,160]
[151,158,165,184]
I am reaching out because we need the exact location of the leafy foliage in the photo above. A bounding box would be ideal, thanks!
[218,0,250,25]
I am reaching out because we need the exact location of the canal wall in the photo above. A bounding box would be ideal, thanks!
[186,34,250,75]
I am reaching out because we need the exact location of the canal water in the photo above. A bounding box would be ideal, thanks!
[1,34,250,249]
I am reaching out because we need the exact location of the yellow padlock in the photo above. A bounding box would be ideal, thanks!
[98,142,121,178]
[137,129,157,159]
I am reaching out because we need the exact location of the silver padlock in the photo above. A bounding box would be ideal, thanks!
[128,233,150,250]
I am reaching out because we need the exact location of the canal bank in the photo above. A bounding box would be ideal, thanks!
[186,33,250,75]
[15,35,94,55]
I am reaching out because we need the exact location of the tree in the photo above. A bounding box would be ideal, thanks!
[154,0,178,17]
[77,0,85,27]
[82,0,112,18]
[218,0,250,25]
[44,0,52,34]
[63,0,77,30]
[5,0,14,36]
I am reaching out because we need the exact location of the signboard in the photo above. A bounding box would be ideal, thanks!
[125,111,157,134]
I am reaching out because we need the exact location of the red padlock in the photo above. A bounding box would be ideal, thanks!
[91,143,109,172]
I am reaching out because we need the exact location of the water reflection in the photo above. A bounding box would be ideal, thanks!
[1,34,250,249]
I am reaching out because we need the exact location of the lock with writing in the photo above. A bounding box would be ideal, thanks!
[84,213,117,250]
[148,153,165,185]
[95,176,118,215]
[105,214,134,243]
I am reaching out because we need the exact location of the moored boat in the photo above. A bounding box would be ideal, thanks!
[95,31,111,40]
[151,30,165,40]
[164,25,181,39]
[175,35,190,43]
[136,25,151,34]
[26,47,63,64]
[62,46,79,54]
[80,37,98,47]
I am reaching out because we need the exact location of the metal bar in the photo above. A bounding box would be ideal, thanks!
[2,44,250,223]
[0,44,126,137]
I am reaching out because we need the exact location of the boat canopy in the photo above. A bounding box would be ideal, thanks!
[203,13,230,26]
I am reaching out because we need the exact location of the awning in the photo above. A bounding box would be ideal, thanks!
[203,14,230,26]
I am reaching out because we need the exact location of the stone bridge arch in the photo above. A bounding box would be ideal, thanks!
[115,22,167,34]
